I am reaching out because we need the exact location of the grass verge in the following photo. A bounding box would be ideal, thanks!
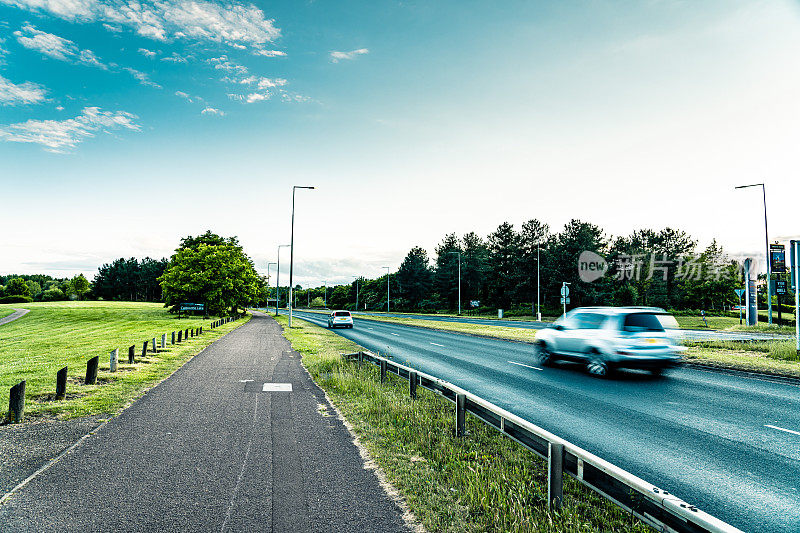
[355,314,539,343]
[684,341,800,377]
[0,301,248,420]
[278,314,649,532]
[0,308,16,320]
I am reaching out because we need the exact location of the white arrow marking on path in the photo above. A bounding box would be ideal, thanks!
[508,361,543,371]
[239,379,254,383]
[766,424,800,436]
[430,342,444,347]
[391,333,400,336]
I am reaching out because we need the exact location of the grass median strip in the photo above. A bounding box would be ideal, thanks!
[354,315,539,343]
[279,314,649,532]
[0,301,248,420]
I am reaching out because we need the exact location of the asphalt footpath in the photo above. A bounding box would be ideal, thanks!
[0,312,410,532]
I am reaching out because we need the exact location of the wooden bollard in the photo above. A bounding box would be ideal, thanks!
[55,366,67,400]
[185,328,189,339]
[110,348,118,372]
[161,334,166,349]
[128,345,135,364]
[171,331,176,345]
[7,381,25,423]
[199,327,202,335]
[177,330,182,343]
[142,340,148,358]
[151,337,157,353]
[409,371,417,399]
[380,360,387,383]
[85,356,99,385]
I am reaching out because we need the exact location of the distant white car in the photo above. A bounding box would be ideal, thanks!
[534,307,684,377]
[327,310,354,329]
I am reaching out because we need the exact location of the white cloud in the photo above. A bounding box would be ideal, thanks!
[330,48,368,62]
[124,67,160,88]
[14,24,107,68]
[253,49,285,57]
[0,106,139,152]
[0,74,48,106]
[161,51,187,63]
[245,92,267,103]
[174,90,201,103]
[138,47,157,57]
[201,106,224,116]
[102,23,122,32]
[175,90,190,99]
[1,0,281,49]
[207,55,247,74]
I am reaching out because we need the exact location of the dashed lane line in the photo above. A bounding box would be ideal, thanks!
[430,342,444,347]
[766,424,800,436]
[508,360,543,371]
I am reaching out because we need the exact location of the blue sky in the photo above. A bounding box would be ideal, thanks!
[2,0,800,287]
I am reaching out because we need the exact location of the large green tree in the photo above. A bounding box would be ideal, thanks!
[159,231,261,315]
[434,233,462,310]
[396,246,433,309]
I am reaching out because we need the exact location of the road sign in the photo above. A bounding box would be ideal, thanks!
[180,303,205,312]
[776,280,788,295]
[560,285,570,298]
[770,243,786,273]
[734,289,745,298]
[470,300,480,308]
[560,297,570,304]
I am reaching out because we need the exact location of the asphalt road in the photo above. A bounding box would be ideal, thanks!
[343,310,790,342]
[287,309,800,532]
[0,313,409,532]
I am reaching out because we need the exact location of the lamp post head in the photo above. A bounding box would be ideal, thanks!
[735,183,764,189]
[294,185,315,190]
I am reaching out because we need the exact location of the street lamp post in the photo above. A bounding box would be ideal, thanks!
[289,185,315,328]
[323,281,327,308]
[267,262,277,312]
[276,244,290,316]
[383,267,390,313]
[537,241,542,322]
[448,251,461,315]
[735,183,771,324]
[353,277,360,312]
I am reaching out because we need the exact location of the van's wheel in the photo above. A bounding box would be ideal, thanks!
[587,351,609,377]
[535,342,553,366]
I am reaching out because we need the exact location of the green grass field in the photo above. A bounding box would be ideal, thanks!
[0,309,16,320]
[279,315,648,532]
[0,301,248,421]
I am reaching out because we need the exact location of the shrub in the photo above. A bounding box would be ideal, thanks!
[0,295,32,304]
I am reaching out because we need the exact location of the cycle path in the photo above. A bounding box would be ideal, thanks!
[0,312,410,532]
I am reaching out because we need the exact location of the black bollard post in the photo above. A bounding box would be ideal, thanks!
[7,381,25,423]
[171,331,176,345]
[56,366,67,400]
[456,394,466,437]
[142,340,148,358]
[128,345,135,364]
[409,371,417,399]
[380,360,387,383]
[85,356,99,385]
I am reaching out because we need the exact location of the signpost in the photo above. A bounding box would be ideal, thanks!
[179,303,205,317]
[744,258,757,326]
[770,243,786,273]
[560,283,570,316]
[734,288,745,325]
[792,240,800,356]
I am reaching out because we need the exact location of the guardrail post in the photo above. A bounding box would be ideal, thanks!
[142,341,148,358]
[548,442,564,510]
[55,366,67,400]
[409,371,418,399]
[380,360,387,383]
[128,345,135,364]
[85,356,99,385]
[110,348,118,372]
[7,381,25,423]
[456,394,466,437]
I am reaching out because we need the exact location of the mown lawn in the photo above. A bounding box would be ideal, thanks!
[0,301,248,420]
[279,315,650,532]
[0,308,17,320]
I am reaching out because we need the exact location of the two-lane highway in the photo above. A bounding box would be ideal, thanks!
[286,310,800,532]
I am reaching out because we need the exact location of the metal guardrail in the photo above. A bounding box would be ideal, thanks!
[343,350,743,533]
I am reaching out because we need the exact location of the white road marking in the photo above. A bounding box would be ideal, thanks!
[766,424,800,436]
[239,379,254,383]
[508,360,543,371]
[391,333,400,336]
[430,342,445,347]
[262,383,293,392]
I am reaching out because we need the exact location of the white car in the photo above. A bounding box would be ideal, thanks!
[327,310,354,329]
[534,307,684,377]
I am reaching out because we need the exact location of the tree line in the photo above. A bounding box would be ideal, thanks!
[0,274,90,303]
[291,219,749,315]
